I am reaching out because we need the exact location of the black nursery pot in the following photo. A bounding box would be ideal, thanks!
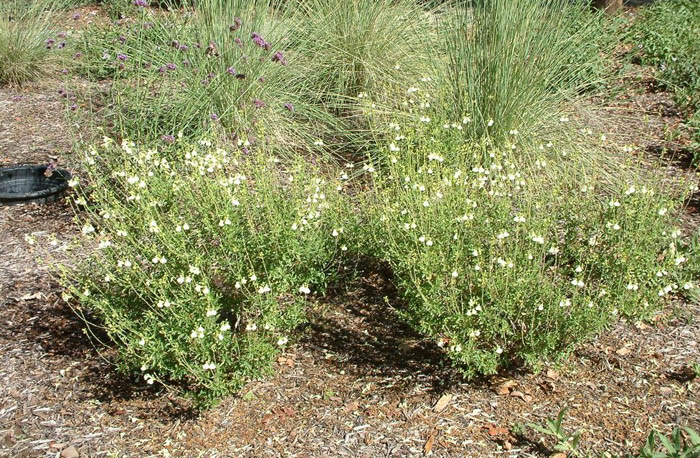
[0,165,72,206]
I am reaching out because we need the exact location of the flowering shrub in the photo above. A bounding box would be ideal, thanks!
[60,137,346,404]
[355,115,698,377]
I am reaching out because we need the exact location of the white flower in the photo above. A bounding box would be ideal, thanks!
[513,215,526,223]
[341,245,348,251]
[258,285,271,294]
[626,283,638,291]
[389,143,400,152]
[495,347,503,354]
[559,298,571,307]
[420,116,431,123]
[298,286,311,294]
[277,336,288,346]
[82,224,95,235]
[220,323,231,331]
[683,282,694,290]
[531,235,545,244]
[658,208,668,216]
[548,246,559,255]
[313,139,324,146]
[250,274,257,282]
[487,119,494,127]
[497,231,510,240]
[426,240,433,247]
[231,199,240,206]
[206,309,217,317]
[246,323,257,331]
[332,229,339,237]
[189,265,201,275]
[202,362,216,370]
[451,271,458,278]
[571,279,584,288]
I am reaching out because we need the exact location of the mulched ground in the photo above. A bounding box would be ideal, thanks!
[1,5,699,458]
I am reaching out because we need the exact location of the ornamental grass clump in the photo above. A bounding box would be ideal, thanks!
[354,106,698,377]
[0,0,65,85]
[289,0,440,110]
[437,0,611,145]
[83,0,342,153]
[59,137,347,404]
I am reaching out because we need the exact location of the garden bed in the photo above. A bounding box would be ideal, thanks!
[0,2,698,457]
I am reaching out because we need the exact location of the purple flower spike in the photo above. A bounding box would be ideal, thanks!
[118,35,126,44]
[158,65,166,73]
[253,99,266,109]
[74,52,82,59]
[284,102,294,112]
[70,104,78,111]
[251,33,269,49]
[179,44,188,52]
[166,63,177,71]
[258,76,265,83]
[171,40,180,48]
[161,134,175,143]
[117,53,128,61]
[133,0,148,6]
[73,13,80,20]
[46,38,55,46]
[60,69,69,75]
[241,147,249,155]
[58,42,66,49]
[226,66,236,75]
[234,37,243,47]
[229,17,242,32]
[272,51,287,66]
[211,113,219,121]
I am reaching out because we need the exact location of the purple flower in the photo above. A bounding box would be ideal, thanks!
[253,99,266,109]
[166,63,177,71]
[234,37,243,47]
[46,38,55,48]
[118,35,126,44]
[158,65,166,73]
[133,0,148,6]
[171,40,180,48]
[272,51,287,66]
[258,77,265,83]
[229,17,242,31]
[143,61,151,69]
[57,42,66,49]
[241,147,249,155]
[72,13,80,20]
[251,33,269,50]
[284,102,294,112]
[211,113,219,121]
[161,134,175,143]
[70,104,78,111]
[179,44,188,52]
[74,52,82,59]
[60,69,69,75]
[117,53,128,61]
[226,66,236,75]
[102,52,110,60]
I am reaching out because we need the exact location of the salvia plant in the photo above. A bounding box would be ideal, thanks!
[59,136,348,405]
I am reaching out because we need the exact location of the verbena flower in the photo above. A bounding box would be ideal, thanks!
[272,51,287,66]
